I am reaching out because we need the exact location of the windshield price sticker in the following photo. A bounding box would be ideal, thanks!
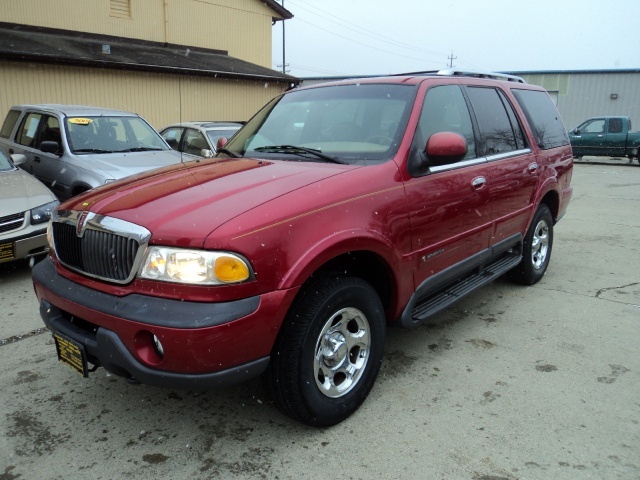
[68,118,93,125]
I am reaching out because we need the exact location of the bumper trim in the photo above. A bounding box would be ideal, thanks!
[40,299,270,389]
[33,257,260,329]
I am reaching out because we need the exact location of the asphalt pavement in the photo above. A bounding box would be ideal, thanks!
[0,161,638,480]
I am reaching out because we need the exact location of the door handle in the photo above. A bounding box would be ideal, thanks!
[472,176,486,189]
[528,162,538,173]
[597,134,604,137]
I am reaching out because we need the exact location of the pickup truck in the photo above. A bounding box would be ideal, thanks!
[568,116,640,164]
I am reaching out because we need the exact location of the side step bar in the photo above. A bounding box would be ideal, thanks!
[410,252,521,324]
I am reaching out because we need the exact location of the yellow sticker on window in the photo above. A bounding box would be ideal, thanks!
[68,118,93,125]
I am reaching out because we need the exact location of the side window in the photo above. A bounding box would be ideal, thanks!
[512,89,569,149]
[497,90,527,150]
[183,129,209,156]
[16,112,43,147]
[583,119,605,133]
[409,84,476,175]
[0,110,21,139]
[466,87,518,156]
[161,127,183,150]
[39,115,62,148]
[608,118,623,134]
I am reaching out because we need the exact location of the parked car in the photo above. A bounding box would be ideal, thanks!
[569,116,640,163]
[0,150,58,264]
[0,104,184,200]
[160,122,243,158]
[33,70,573,427]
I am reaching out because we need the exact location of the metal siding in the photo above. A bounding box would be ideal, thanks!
[0,61,286,129]
[520,72,640,130]
[0,0,274,66]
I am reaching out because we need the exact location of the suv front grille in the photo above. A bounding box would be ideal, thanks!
[0,212,25,233]
[51,210,151,284]
[52,223,139,281]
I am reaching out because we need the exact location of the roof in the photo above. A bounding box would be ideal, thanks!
[0,22,298,84]
[162,121,244,130]
[263,0,294,21]
[12,104,141,117]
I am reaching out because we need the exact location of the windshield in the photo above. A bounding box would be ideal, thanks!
[222,83,417,165]
[0,149,13,171]
[66,116,169,154]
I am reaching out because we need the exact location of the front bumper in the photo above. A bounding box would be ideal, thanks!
[33,258,298,389]
[0,229,48,263]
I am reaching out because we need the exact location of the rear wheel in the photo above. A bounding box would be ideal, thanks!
[264,276,385,427]
[510,204,554,285]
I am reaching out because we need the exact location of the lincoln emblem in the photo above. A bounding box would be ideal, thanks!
[76,211,89,237]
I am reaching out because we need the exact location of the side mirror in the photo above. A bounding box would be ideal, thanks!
[10,153,27,166]
[423,132,467,166]
[216,137,228,150]
[40,141,61,155]
[200,148,214,158]
[572,129,580,135]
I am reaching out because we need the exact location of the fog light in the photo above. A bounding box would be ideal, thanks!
[152,334,165,358]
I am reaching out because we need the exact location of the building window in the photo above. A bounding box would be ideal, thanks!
[110,0,131,18]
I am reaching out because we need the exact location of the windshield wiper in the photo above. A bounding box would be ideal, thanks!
[253,145,346,164]
[217,147,242,158]
[73,148,113,154]
[114,147,164,153]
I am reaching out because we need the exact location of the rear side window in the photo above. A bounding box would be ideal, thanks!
[608,118,623,134]
[466,87,522,156]
[512,89,569,149]
[1,109,21,139]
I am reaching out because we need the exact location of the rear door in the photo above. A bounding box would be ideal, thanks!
[605,118,627,157]
[465,86,538,243]
[12,111,68,196]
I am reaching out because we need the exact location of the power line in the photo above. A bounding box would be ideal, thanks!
[286,0,449,59]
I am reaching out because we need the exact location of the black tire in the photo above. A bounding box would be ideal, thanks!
[510,204,554,285]
[264,275,386,427]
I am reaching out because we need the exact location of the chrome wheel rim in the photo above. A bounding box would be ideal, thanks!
[314,307,370,398]
[531,219,550,270]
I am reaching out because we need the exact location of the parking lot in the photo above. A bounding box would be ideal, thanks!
[0,162,638,480]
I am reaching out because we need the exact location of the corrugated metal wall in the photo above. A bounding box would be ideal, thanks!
[0,0,276,67]
[521,72,640,130]
[0,61,287,129]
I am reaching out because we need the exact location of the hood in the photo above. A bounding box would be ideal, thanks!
[75,149,183,179]
[62,158,355,248]
[0,168,56,217]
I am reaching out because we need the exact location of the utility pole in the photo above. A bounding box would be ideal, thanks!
[282,0,286,73]
[447,52,457,68]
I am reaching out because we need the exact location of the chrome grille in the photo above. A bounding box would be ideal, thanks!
[0,212,25,233]
[51,210,151,284]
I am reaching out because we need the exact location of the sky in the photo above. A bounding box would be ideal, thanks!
[271,0,640,77]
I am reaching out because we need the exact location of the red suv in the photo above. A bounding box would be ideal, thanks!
[33,70,573,426]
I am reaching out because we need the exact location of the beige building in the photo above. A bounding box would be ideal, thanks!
[0,0,296,129]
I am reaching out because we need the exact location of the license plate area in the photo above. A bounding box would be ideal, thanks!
[53,333,88,377]
[0,242,15,261]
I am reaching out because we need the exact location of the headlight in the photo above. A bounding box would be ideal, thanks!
[139,247,253,285]
[31,200,60,225]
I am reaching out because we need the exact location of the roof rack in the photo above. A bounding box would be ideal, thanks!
[436,69,526,83]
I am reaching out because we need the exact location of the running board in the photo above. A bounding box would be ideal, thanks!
[411,252,521,323]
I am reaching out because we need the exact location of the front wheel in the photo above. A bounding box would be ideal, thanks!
[510,204,554,285]
[264,276,386,427]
